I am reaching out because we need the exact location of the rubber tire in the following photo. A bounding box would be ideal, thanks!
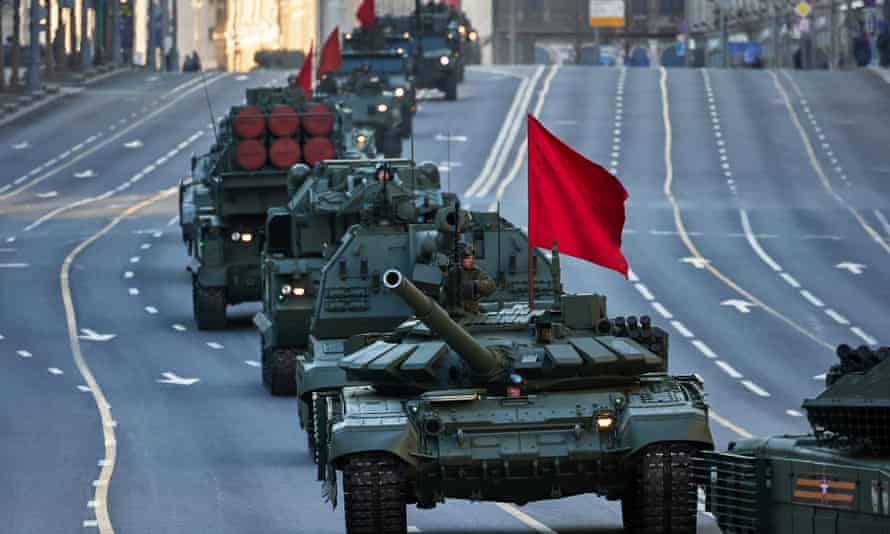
[444,75,458,101]
[621,444,697,534]
[262,347,297,396]
[193,279,227,330]
[343,454,408,534]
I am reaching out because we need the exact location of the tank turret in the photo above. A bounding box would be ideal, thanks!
[382,269,500,375]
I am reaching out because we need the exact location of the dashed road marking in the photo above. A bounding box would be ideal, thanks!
[851,327,877,345]
[130,256,140,263]
[671,320,694,339]
[78,385,92,392]
[715,360,743,379]
[244,360,260,367]
[692,340,718,359]
[799,289,824,308]
[16,350,32,358]
[124,271,134,279]
[495,503,558,534]
[172,324,187,332]
[128,288,139,296]
[741,380,770,397]
[48,367,64,375]
[634,283,654,301]
[780,273,800,288]
[140,243,151,250]
[144,306,158,314]
[207,342,224,350]
[825,309,850,325]
[651,302,673,319]
[786,409,804,417]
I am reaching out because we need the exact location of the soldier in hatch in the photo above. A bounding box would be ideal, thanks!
[445,243,496,315]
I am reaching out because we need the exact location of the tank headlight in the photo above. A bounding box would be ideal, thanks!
[355,134,367,148]
[344,33,352,40]
[376,103,388,113]
[292,287,305,296]
[396,47,405,55]
[595,412,615,431]
[458,25,467,36]
[469,31,478,42]
[439,55,450,66]
[240,232,254,243]
[402,31,410,38]
[231,231,241,241]
[394,87,405,98]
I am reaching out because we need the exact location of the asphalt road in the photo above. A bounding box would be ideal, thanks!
[2,64,889,534]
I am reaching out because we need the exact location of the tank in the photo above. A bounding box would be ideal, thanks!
[178,86,365,330]
[313,263,714,534]
[694,344,890,534]
[317,51,407,157]
[254,158,447,394]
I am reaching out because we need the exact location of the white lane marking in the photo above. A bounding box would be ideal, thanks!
[206,342,224,350]
[0,263,29,268]
[78,385,92,392]
[721,299,756,313]
[692,340,718,359]
[0,184,10,193]
[780,273,801,288]
[140,243,151,250]
[671,320,695,338]
[851,327,877,345]
[24,197,96,232]
[874,209,890,237]
[156,372,200,386]
[813,373,826,381]
[75,170,97,179]
[83,519,99,528]
[36,190,59,199]
[130,257,140,263]
[709,411,754,439]
[651,302,673,319]
[680,256,710,269]
[78,329,117,342]
[463,69,538,197]
[172,324,187,332]
[715,360,743,379]
[495,503,558,534]
[128,288,139,296]
[739,210,782,271]
[167,216,178,226]
[244,360,261,368]
[433,133,468,142]
[799,290,824,308]
[6,237,15,243]
[123,140,144,149]
[17,350,32,358]
[152,231,163,239]
[835,261,866,275]
[634,283,654,301]
[786,409,804,417]
[488,65,561,203]
[741,380,771,397]
[627,268,639,282]
[0,333,3,340]
[407,527,421,533]
[235,74,249,81]
[12,141,30,150]
[123,271,134,279]
[144,306,158,314]
[825,309,850,325]
[48,367,64,375]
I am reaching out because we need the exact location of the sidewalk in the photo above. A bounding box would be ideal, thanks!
[0,63,132,128]
[868,65,890,85]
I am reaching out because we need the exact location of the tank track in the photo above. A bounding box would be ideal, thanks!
[622,444,697,534]
[304,399,316,460]
[262,348,297,396]
[343,454,408,534]
[193,280,227,330]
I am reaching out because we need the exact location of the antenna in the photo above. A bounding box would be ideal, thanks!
[200,68,219,143]
[496,201,503,286]
[446,125,451,193]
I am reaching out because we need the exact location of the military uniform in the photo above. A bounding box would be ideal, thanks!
[458,264,496,314]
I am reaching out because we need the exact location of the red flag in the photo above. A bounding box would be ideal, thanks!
[295,43,313,98]
[317,27,341,79]
[356,0,375,28]
[527,114,629,278]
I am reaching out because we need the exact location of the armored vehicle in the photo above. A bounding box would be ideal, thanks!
[695,344,890,534]
[312,260,713,534]
[254,159,445,394]
[178,86,363,329]
[337,48,417,136]
[317,56,405,157]
[296,206,557,451]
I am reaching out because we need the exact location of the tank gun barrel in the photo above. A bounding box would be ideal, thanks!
[382,269,499,375]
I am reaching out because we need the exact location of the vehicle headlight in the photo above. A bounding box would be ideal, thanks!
[230,231,241,242]
[439,56,450,66]
[402,31,410,38]
[469,31,478,42]
[376,103,388,113]
[355,134,367,148]
[293,287,305,296]
[394,87,405,97]
[240,232,254,243]
[280,284,293,296]
[595,412,615,431]
[458,25,467,36]
[344,33,352,40]
[396,47,405,55]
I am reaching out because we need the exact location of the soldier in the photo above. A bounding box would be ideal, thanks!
[374,161,393,182]
[447,243,495,314]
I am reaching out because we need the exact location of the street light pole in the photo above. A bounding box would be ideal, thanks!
[169,0,178,70]
[80,0,90,69]
[27,0,41,93]
[720,6,728,67]
[111,0,120,65]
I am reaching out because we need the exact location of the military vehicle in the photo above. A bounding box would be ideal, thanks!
[311,256,713,534]
[254,159,444,394]
[338,44,418,135]
[694,343,890,534]
[295,205,557,452]
[178,86,366,330]
[317,55,405,157]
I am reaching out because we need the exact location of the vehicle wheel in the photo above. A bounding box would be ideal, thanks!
[193,278,227,330]
[343,453,408,534]
[444,76,458,101]
[261,347,297,396]
[621,444,697,534]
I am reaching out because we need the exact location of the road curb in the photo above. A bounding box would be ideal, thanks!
[867,66,890,85]
[0,65,133,129]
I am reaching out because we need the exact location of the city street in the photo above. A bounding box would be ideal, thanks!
[1,64,889,533]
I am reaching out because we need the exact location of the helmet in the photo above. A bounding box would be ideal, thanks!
[374,161,393,181]
[460,243,475,258]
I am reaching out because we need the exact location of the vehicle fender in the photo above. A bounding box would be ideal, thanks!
[619,408,714,455]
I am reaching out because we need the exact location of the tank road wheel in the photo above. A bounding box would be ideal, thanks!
[193,279,227,330]
[261,347,297,396]
[621,444,697,534]
[343,454,408,534]
[304,400,317,460]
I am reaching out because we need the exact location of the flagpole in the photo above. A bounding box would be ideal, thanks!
[528,246,535,309]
